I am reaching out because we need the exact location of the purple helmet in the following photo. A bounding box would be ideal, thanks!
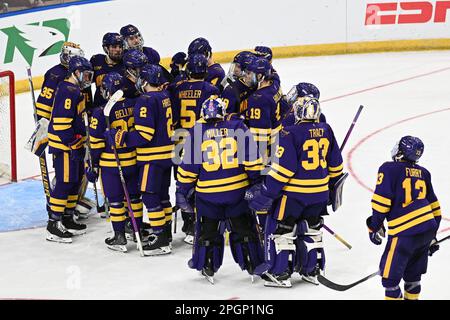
[68,56,93,89]
[254,46,273,61]
[188,37,212,59]
[120,24,144,50]
[286,82,321,105]
[101,72,123,100]
[136,64,164,93]
[187,54,208,75]
[391,136,424,162]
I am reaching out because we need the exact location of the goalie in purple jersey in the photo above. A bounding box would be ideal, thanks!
[36,42,84,120]
[86,72,143,252]
[366,136,441,300]
[247,97,343,288]
[188,37,225,91]
[175,97,265,284]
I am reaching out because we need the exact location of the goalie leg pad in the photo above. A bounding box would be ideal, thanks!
[228,211,263,274]
[257,215,296,276]
[189,216,224,273]
[295,219,325,276]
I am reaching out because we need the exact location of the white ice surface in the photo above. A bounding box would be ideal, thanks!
[1,50,449,300]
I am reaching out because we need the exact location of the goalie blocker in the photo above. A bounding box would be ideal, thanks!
[328,172,349,212]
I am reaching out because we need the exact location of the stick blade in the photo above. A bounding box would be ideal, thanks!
[318,271,379,292]
[103,89,124,116]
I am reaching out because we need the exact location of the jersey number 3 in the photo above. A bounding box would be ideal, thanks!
[301,138,330,170]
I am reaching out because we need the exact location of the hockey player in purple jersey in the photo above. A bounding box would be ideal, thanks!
[121,49,148,99]
[90,33,125,107]
[86,72,143,252]
[220,51,256,115]
[46,56,94,243]
[171,53,220,244]
[106,64,175,256]
[247,97,343,287]
[36,42,84,120]
[188,37,225,91]
[366,136,441,300]
[175,97,265,283]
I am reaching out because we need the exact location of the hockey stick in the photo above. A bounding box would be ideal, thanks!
[26,67,52,204]
[103,90,144,257]
[82,112,105,215]
[321,106,364,248]
[340,105,364,152]
[318,234,450,291]
[172,205,179,234]
[318,270,379,291]
[322,224,352,250]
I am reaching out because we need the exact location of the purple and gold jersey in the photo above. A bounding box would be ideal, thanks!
[90,54,125,107]
[220,78,254,115]
[264,122,343,205]
[171,79,220,130]
[88,98,137,170]
[177,118,264,204]
[245,82,283,146]
[48,80,86,154]
[36,64,68,120]
[124,90,174,167]
[369,161,441,237]
[206,63,225,91]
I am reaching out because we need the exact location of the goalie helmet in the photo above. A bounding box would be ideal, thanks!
[293,96,321,123]
[201,97,226,120]
[120,24,144,51]
[60,42,84,67]
[68,56,93,89]
[391,136,424,163]
[286,82,320,105]
[102,33,123,62]
[101,72,124,100]
[123,49,148,82]
[188,37,212,59]
[136,64,164,93]
[187,53,208,76]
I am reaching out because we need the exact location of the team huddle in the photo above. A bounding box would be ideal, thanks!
[32,24,442,298]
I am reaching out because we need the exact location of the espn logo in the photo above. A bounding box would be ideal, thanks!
[365,1,450,25]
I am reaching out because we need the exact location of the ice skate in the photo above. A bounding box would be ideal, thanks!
[142,232,171,256]
[105,231,127,252]
[46,220,73,244]
[263,272,292,288]
[62,213,87,236]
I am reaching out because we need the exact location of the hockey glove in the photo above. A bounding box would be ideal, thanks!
[245,183,262,201]
[68,135,85,161]
[104,128,127,148]
[85,166,99,183]
[175,187,194,214]
[249,183,275,212]
[429,238,440,256]
[366,217,385,245]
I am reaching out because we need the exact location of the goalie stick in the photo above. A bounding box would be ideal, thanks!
[103,90,144,257]
[26,67,52,204]
[318,234,450,291]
